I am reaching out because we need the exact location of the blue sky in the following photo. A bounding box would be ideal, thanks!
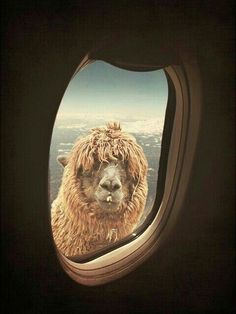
[57,61,168,119]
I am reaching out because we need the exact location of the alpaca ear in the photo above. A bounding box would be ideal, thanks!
[57,155,68,168]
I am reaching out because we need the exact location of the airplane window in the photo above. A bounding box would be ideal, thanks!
[49,61,168,259]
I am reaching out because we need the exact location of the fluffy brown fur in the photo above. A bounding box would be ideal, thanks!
[51,122,148,257]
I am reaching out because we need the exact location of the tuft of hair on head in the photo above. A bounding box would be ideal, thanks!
[105,121,122,139]
[106,121,121,131]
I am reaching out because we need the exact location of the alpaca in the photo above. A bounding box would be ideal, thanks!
[51,122,148,257]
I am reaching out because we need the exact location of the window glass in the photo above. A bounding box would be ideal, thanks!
[49,61,168,258]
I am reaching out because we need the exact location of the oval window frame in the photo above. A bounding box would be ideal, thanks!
[49,54,202,286]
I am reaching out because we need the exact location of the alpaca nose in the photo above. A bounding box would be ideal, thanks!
[100,178,121,192]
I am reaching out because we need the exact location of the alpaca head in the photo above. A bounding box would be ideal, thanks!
[57,122,148,218]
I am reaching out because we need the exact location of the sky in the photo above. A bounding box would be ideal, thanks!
[57,61,168,119]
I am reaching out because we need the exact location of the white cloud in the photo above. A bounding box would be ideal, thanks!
[58,149,71,153]
[55,116,165,134]
[58,124,87,129]
[121,118,164,134]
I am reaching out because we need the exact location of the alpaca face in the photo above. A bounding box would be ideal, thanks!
[78,161,131,212]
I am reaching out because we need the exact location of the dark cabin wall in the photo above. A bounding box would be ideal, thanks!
[1,2,235,313]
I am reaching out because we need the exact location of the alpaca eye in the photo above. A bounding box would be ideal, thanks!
[77,167,92,178]
[77,167,92,177]
[77,167,83,177]
[93,162,100,171]
[82,170,92,178]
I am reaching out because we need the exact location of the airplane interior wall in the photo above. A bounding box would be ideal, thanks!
[1,2,235,313]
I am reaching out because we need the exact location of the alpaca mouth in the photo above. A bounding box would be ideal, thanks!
[97,198,120,211]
